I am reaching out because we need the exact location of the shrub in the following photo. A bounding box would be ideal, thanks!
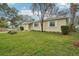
[61,26,69,35]
[20,26,24,31]
[8,30,17,34]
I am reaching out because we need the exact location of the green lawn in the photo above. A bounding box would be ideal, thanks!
[0,31,79,56]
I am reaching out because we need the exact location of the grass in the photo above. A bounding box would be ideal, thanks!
[0,31,79,56]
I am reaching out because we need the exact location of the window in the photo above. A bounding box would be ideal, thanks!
[49,21,55,27]
[34,23,39,27]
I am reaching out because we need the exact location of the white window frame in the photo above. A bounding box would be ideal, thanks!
[48,21,55,27]
[33,22,39,27]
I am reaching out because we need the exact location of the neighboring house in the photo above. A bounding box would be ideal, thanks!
[19,22,32,31]
[17,15,33,30]
[23,16,69,32]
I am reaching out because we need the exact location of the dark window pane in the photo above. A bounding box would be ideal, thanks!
[49,21,55,26]
[34,23,38,27]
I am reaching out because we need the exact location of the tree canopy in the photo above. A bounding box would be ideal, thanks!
[0,3,20,28]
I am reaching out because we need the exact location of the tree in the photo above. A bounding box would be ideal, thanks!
[70,3,77,31]
[0,3,19,28]
[7,7,18,19]
[10,15,22,28]
[53,5,59,15]
[0,17,5,21]
[0,19,6,28]
[0,3,10,17]
[0,3,18,19]
[73,4,79,25]
[32,3,55,32]
[70,3,77,25]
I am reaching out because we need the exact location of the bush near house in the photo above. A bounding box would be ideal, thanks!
[61,26,69,35]
[20,26,24,31]
[8,30,17,34]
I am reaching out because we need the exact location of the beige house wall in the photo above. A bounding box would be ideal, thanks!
[32,22,41,31]
[23,23,33,31]
[23,25,29,31]
[43,19,67,32]
[24,18,67,32]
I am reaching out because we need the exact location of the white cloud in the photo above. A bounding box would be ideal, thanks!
[8,3,16,6]
[18,9,41,20]
[18,9,41,16]
[18,9,33,16]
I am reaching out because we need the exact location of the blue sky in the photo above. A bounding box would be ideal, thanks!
[9,3,70,11]
[8,3,38,19]
[8,3,32,10]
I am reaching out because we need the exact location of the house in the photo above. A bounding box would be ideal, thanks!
[22,16,69,32]
[17,15,33,30]
[19,22,32,31]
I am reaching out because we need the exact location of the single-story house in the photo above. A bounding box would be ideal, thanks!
[22,16,69,32]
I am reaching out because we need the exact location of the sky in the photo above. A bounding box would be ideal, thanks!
[8,3,70,20]
[8,3,39,19]
[8,3,32,10]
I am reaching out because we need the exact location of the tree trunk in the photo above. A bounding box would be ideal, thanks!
[70,3,77,32]
[41,18,43,32]
[71,13,75,25]
[70,3,77,25]
[69,13,76,32]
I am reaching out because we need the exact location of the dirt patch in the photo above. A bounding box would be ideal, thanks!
[72,41,79,48]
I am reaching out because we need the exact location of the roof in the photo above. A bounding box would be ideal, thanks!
[33,16,69,23]
[24,16,69,25]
